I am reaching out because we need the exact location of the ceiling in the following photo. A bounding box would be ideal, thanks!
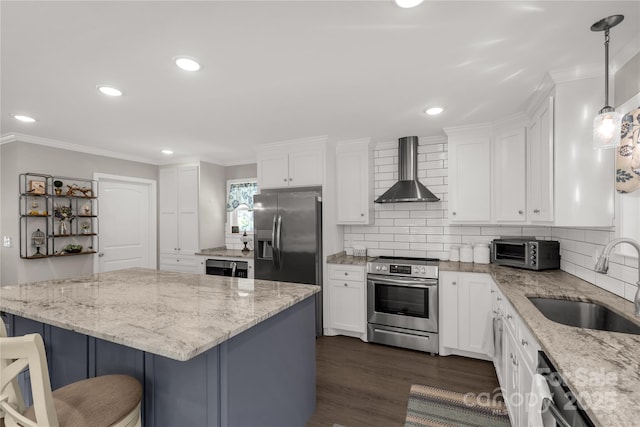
[2,1,639,166]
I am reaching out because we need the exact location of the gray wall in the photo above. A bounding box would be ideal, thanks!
[225,164,257,181]
[199,161,227,249]
[0,141,158,286]
[615,51,640,105]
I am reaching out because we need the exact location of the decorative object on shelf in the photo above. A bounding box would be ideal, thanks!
[591,14,625,149]
[53,180,63,195]
[29,199,44,216]
[28,180,46,194]
[81,203,91,215]
[31,229,45,256]
[81,221,91,234]
[616,106,640,194]
[65,184,93,197]
[231,225,240,234]
[54,204,75,235]
[240,230,251,253]
[62,244,83,254]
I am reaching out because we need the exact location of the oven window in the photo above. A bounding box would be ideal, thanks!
[495,243,525,260]
[374,284,429,318]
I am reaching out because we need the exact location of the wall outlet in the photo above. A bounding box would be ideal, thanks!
[3,236,12,248]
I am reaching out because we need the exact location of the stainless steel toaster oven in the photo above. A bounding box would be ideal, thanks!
[491,237,560,270]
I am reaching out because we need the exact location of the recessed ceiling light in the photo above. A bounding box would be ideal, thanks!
[161,149,174,155]
[97,85,123,97]
[11,114,36,123]
[173,56,201,72]
[395,0,424,8]
[425,107,444,116]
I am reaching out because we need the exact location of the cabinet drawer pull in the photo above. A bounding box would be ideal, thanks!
[506,314,513,320]
[344,283,348,287]
[533,209,540,214]
[518,210,524,215]
[497,297,503,301]
[521,339,528,346]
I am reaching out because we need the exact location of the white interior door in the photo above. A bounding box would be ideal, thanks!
[94,174,157,273]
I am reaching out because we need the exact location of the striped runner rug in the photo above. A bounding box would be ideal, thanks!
[404,385,511,427]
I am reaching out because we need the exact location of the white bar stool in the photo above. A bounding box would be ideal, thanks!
[0,322,142,427]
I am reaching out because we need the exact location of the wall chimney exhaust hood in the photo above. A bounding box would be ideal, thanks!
[374,136,440,203]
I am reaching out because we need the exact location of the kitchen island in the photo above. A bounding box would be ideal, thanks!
[0,268,319,427]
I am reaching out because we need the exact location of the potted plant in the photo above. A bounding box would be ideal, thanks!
[53,180,63,195]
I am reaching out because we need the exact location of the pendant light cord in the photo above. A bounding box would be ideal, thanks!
[603,28,610,110]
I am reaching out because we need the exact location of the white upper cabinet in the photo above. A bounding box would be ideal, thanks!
[159,165,199,255]
[551,75,614,227]
[336,138,374,225]
[257,138,325,189]
[527,96,554,223]
[493,117,527,223]
[445,125,492,223]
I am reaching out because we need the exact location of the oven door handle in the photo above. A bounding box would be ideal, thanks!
[368,274,437,288]
[495,241,526,246]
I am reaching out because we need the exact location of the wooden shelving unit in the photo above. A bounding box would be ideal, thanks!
[19,173,99,259]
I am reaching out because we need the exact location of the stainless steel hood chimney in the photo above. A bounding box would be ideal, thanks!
[374,136,440,203]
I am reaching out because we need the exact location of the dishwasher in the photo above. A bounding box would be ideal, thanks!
[205,259,248,278]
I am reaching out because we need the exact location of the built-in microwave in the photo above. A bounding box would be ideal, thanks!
[491,237,560,270]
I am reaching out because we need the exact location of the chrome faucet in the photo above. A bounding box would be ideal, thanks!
[594,238,640,316]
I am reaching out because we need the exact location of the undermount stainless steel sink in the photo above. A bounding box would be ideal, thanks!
[528,297,640,335]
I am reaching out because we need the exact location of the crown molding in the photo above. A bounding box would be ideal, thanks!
[443,122,492,137]
[548,63,602,84]
[254,135,329,152]
[0,133,159,165]
[611,31,640,73]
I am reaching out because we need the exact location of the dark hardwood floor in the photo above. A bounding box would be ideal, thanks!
[306,336,500,427]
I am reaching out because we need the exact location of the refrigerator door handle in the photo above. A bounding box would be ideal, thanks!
[271,215,279,269]
[276,215,283,270]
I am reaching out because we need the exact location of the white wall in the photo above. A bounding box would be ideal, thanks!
[199,161,226,250]
[342,137,637,303]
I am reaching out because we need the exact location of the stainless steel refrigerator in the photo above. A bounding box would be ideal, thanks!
[253,189,323,336]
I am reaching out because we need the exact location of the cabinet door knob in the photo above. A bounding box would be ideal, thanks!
[506,314,513,320]
[289,178,292,181]
[533,209,540,214]
[361,213,364,217]
[521,339,528,346]
[98,252,104,257]
[344,272,348,276]
[344,283,348,287]
[283,178,288,182]
[452,212,457,216]
[518,210,524,215]
[497,297,503,301]
[452,281,457,286]
[491,290,495,294]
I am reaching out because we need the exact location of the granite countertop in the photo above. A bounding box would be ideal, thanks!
[326,251,374,266]
[0,268,318,362]
[195,247,253,258]
[440,261,639,427]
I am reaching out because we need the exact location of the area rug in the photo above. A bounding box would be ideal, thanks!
[404,384,511,427]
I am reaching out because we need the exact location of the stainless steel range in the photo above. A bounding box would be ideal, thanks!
[367,256,439,354]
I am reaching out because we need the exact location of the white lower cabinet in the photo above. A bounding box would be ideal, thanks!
[326,264,366,340]
[495,286,540,427]
[159,254,199,273]
[439,271,493,358]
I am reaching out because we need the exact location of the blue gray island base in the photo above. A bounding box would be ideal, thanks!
[3,296,316,427]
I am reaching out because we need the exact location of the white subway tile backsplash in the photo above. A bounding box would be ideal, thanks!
[374,218,394,226]
[566,228,586,241]
[379,241,410,250]
[379,226,410,234]
[426,169,448,178]
[410,226,444,235]
[624,283,638,302]
[594,274,626,298]
[379,211,411,219]
[395,234,427,243]
[395,218,427,227]
[410,210,443,219]
[573,265,596,283]
[584,229,614,245]
[365,233,394,242]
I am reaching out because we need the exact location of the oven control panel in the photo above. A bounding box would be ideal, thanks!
[367,258,438,279]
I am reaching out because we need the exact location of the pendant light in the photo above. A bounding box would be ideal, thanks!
[591,15,624,149]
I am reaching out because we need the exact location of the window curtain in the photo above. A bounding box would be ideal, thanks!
[616,107,640,194]
[226,182,258,211]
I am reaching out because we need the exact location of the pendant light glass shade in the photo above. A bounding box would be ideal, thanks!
[593,110,622,149]
[591,15,624,150]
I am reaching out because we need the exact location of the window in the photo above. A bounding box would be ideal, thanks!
[226,179,258,233]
